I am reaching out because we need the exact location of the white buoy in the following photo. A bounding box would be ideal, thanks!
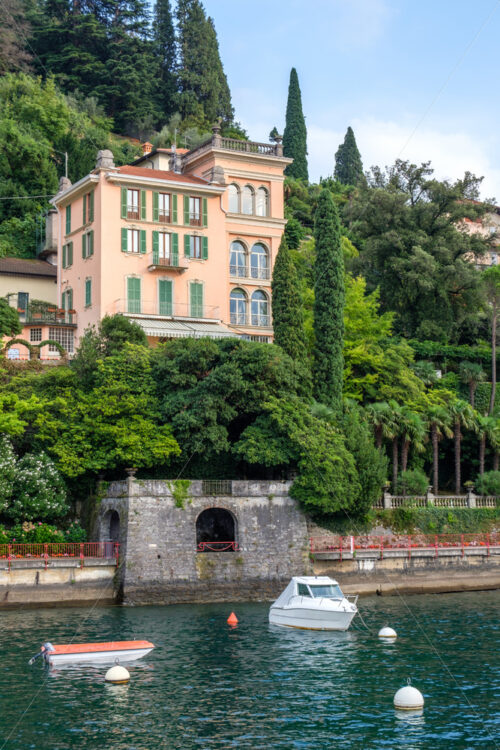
[393,683,424,710]
[378,626,397,639]
[105,665,130,684]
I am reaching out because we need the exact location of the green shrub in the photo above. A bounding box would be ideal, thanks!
[475,471,500,496]
[7,453,68,522]
[63,522,87,542]
[396,469,428,495]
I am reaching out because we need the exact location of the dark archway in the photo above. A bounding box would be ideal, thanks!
[196,508,237,552]
[108,510,120,542]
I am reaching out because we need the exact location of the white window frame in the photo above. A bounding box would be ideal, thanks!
[127,229,140,254]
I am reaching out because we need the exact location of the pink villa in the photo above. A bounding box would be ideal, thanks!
[33,125,290,354]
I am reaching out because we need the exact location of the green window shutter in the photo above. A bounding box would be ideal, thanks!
[183,195,189,225]
[85,278,91,307]
[89,191,94,222]
[82,233,87,258]
[190,282,203,318]
[202,236,208,260]
[68,241,73,266]
[66,205,71,235]
[153,192,159,222]
[172,233,178,265]
[158,279,173,316]
[184,234,190,257]
[127,277,141,313]
[83,194,87,225]
[62,244,67,269]
[121,187,127,218]
[152,231,159,263]
[121,227,128,252]
[140,189,146,220]
[172,194,178,223]
[202,197,208,227]
[89,231,94,256]
[140,229,146,254]
[67,288,73,309]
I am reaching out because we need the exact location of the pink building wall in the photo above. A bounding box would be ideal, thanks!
[53,135,290,348]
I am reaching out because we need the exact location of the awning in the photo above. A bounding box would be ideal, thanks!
[130,317,239,340]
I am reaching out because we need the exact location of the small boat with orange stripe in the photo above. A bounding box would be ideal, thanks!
[29,640,155,666]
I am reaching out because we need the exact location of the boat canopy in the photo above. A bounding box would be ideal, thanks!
[272,577,341,608]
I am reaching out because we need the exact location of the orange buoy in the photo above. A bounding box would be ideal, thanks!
[227,612,238,626]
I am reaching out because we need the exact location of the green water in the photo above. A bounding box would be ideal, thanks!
[0,592,498,749]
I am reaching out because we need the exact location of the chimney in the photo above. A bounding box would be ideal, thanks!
[169,144,182,174]
[142,141,153,155]
[95,149,115,170]
[57,176,72,194]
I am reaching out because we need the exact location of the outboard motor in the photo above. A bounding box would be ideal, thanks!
[28,642,54,665]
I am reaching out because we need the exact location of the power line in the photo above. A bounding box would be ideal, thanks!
[0,195,54,201]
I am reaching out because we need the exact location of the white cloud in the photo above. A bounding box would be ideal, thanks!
[308,119,500,202]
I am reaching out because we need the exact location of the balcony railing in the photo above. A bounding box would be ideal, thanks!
[229,265,270,280]
[230,313,271,328]
[21,308,77,326]
[158,211,171,223]
[189,213,201,226]
[150,252,188,271]
[127,205,139,220]
[108,298,220,321]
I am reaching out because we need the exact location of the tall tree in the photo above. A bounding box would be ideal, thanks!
[425,403,453,494]
[334,126,364,186]
[482,266,500,415]
[176,0,233,124]
[271,235,307,361]
[459,361,486,408]
[283,68,308,181]
[153,0,178,120]
[449,399,476,493]
[0,0,33,73]
[476,414,498,476]
[313,188,344,415]
[399,407,425,474]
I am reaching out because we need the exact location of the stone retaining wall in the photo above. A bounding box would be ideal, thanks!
[98,479,310,604]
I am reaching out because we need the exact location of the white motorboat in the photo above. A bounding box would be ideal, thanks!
[28,640,155,666]
[269,576,358,631]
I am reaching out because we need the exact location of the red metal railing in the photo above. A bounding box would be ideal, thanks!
[310,533,499,560]
[197,541,239,552]
[0,542,119,571]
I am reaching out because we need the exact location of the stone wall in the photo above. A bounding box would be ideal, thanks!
[0,560,116,608]
[98,479,310,605]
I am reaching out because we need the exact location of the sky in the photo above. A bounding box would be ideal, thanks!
[201,0,500,200]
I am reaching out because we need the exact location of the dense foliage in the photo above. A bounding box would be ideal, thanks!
[271,236,307,361]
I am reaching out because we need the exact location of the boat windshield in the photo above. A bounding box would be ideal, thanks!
[309,584,344,599]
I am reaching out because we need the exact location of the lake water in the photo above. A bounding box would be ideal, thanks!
[0,592,498,749]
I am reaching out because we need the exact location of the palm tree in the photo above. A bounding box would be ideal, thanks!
[476,415,497,476]
[399,407,426,474]
[482,266,500,414]
[459,361,486,408]
[387,400,403,492]
[366,401,393,449]
[425,404,453,494]
[449,399,476,493]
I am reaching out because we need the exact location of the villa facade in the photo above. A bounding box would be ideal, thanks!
[49,126,290,351]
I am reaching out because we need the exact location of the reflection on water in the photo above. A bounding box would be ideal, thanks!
[0,592,498,749]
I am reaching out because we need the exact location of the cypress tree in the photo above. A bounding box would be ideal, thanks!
[177,0,233,124]
[334,126,364,185]
[153,0,178,120]
[283,67,308,181]
[313,188,345,415]
[271,235,307,361]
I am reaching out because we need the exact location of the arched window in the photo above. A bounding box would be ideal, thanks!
[256,187,269,217]
[251,290,269,327]
[228,184,240,213]
[241,186,254,215]
[229,240,247,277]
[250,243,269,280]
[196,508,237,552]
[230,288,247,325]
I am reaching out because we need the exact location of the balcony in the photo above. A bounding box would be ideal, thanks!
[108,299,220,321]
[230,313,271,328]
[20,306,77,327]
[230,265,270,281]
[148,252,188,272]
